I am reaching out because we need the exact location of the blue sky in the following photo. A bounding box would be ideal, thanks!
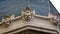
[50,0,60,13]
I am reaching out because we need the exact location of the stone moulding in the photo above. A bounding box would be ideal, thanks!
[2,25,58,34]
[0,11,59,27]
[0,6,59,34]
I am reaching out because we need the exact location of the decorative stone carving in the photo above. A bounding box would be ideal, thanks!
[49,15,59,25]
[48,12,59,25]
[21,6,32,21]
[53,15,59,25]
[1,15,11,27]
[53,12,59,25]
[2,20,11,27]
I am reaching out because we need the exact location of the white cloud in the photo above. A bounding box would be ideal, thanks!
[50,0,60,13]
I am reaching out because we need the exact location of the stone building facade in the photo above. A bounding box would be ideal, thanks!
[0,0,60,34]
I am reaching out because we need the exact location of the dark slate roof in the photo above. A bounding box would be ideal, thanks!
[49,1,59,15]
[0,0,59,21]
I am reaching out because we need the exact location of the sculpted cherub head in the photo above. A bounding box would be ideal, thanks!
[22,6,32,21]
